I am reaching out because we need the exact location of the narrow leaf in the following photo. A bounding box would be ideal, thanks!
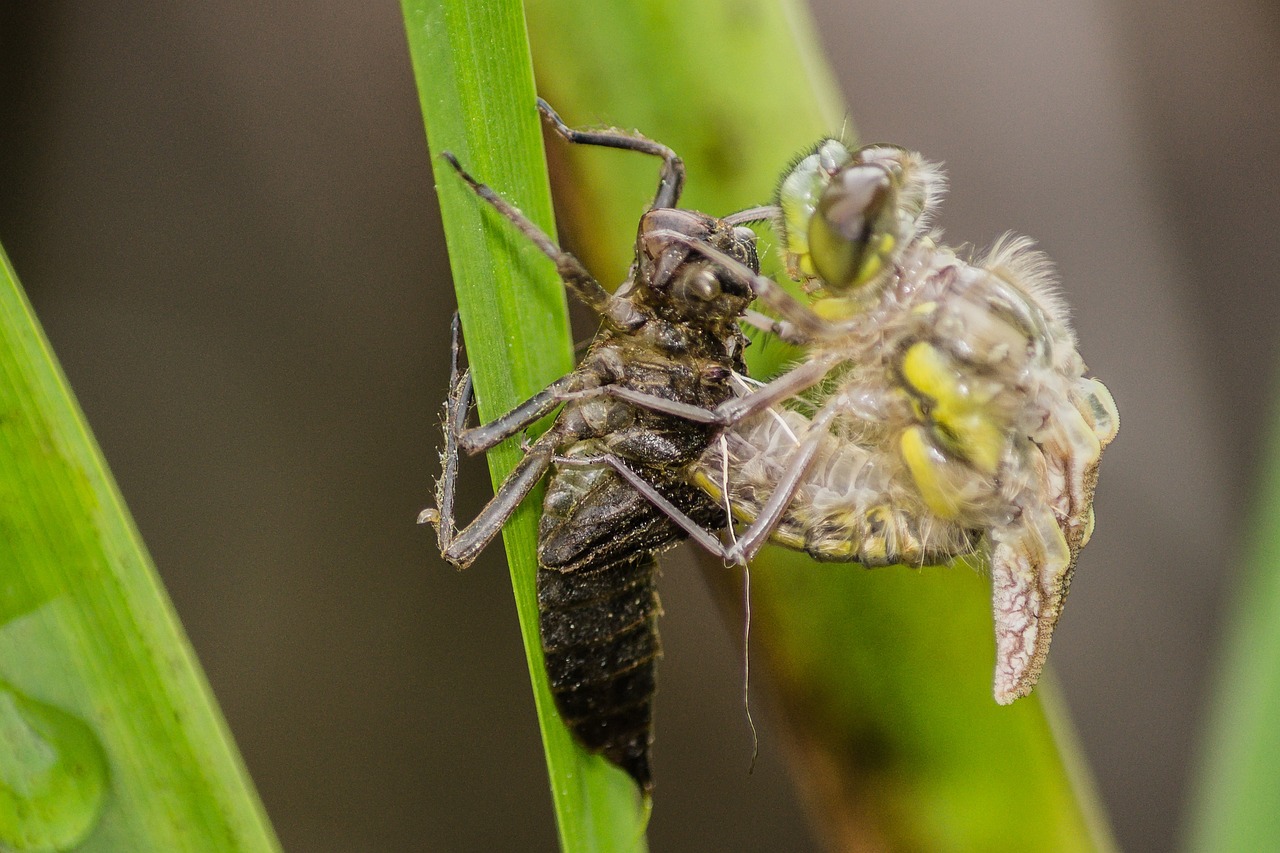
[0,243,279,850]
[401,0,648,849]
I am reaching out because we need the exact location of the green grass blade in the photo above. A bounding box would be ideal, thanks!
[527,0,843,284]
[526,0,1115,848]
[0,244,280,850]
[724,552,1114,850]
[400,1,648,849]
[1185,411,1280,850]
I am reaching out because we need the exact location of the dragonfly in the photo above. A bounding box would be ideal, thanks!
[608,139,1119,703]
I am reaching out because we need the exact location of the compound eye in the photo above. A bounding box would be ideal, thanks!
[677,268,721,302]
[808,165,897,291]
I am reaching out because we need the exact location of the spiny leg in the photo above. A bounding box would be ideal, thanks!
[743,308,807,344]
[420,316,564,569]
[537,98,685,210]
[424,312,568,460]
[711,357,839,426]
[433,425,562,569]
[456,372,583,456]
[556,356,836,429]
[724,205,779,227]
[440,152,643,330]
[461,375,746,454]
[421,313,471,549]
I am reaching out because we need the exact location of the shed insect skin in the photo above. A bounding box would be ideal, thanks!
[423,101,758,792]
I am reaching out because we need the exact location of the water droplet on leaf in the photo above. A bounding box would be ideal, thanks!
[0,679,107,851]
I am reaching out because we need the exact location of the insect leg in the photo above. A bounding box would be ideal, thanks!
[551,452,740,562]
[722,395,844,563]
[424,314,582,456]
[432,426,562,569]
[422,314,472,552]
[556,386,724,425]
[723,205,779,227]
[712,357,838,425]
[456,373,583,455]
[440,152,644,330]
[556,357,835,428]
[422,315,563,569]
[537,98,685,210]
[742,308,810,346]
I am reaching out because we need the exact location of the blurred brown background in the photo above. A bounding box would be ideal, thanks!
[1,1,1277,850]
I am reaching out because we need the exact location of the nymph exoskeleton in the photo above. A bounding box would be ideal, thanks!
[652,140,1118,703]
[422,101,761,791]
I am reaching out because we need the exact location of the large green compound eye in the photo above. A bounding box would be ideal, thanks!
[776,139,852,281]
[807,164,898,292]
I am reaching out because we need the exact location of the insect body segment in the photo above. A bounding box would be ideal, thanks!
[696,403,978,567]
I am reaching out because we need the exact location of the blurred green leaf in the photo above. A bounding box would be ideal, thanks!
[1185,411,1280,850]
[0,244,279,850]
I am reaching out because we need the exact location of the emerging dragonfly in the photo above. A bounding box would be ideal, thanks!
[422,101,761,791]
[430,107,1115,789]
[642,139,1119,703]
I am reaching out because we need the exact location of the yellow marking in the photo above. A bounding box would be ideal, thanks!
[900,426,964,519]
[854,253,882,287]
[829,540,854,558]
[900,341,1004,474]
[862,532,888,563]
[692,470,724,502]
[856,233,896,287]
[692,470,802,547]
[812,296,859,321]
[877,232,896,257]
[763,522,806,551]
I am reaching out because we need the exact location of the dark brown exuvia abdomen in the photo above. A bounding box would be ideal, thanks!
[536,552,661,792]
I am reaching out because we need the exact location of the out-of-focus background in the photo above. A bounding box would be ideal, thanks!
[1,2,1275,850]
